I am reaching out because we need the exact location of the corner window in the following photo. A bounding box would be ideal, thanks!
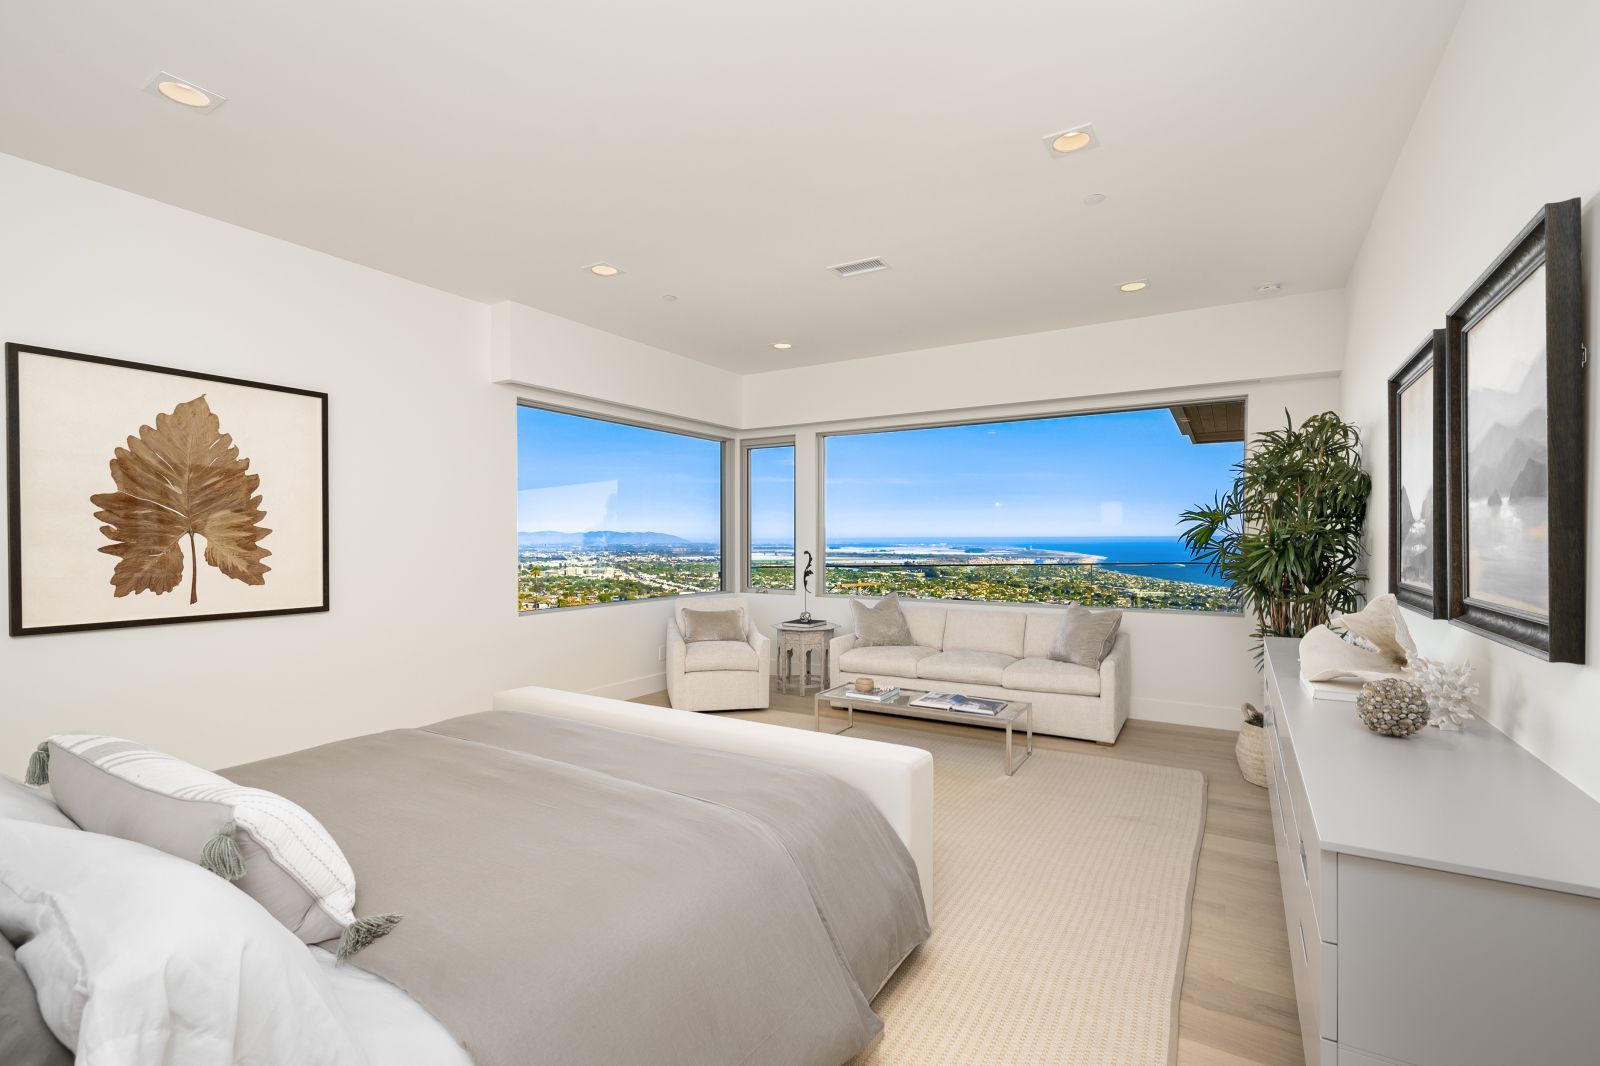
[744,440,796,590]
[820,403,1243,612]
[517,404,725,611]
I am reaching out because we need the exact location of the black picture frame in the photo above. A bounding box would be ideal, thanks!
[1388,330,1447,618]
[1443,199,1585,662]
[6,343,330,636]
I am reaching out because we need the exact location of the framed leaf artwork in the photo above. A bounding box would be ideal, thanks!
[1443,198,1585,662]
[1387,331,1447,618]
[5,343,328,635]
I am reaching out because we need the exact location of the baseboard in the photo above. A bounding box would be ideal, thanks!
[586,672,667,701]
[1130,695,1239,731]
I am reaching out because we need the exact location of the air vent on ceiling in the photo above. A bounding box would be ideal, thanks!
[830,257,891,277]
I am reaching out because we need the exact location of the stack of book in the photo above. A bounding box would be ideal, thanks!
[849,686,901,702]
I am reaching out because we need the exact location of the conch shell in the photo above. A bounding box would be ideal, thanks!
[1299,593,1416,683]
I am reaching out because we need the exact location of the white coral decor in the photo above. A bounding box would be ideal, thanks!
[1405,657,1479,730]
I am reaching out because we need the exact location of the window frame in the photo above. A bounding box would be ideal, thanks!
[515,399,732,614]
[740,435,798,593]
[815,397,1247,616]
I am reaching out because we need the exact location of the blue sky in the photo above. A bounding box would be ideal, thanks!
[517,407,723,541]
[827,409,1240,539]
[518,405,1240,543]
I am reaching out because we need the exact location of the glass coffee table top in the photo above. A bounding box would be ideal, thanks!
[814,684,1032,775]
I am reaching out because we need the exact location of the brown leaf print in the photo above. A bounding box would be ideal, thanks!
[89,395,272,605]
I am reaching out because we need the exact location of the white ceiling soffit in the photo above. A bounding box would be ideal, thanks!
[0,1,1463,373]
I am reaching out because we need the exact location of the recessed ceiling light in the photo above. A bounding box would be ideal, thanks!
[585,263,622,277]
[772,342,792,350]
[144,72,225,113]
[1083,192,1107,206]
[661,294,677,302]
[1043,123,1100,157]
[1257,281,1282,295]
[1119,280,1148,293]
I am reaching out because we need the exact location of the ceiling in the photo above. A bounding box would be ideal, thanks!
[0,1,1463,373]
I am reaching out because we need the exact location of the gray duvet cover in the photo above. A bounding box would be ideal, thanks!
[225,710,929,1066]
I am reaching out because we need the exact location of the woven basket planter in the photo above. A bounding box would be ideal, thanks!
[1235,721,1268,788]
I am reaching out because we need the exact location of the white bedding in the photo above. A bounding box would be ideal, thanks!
[312,947,473,1066]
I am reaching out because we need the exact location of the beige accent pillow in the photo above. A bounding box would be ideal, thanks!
[851,593,916,647]
[680,607,747,643]
[1048,604,1122,669]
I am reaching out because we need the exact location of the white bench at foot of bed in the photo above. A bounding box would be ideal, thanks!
[490,685,934,924]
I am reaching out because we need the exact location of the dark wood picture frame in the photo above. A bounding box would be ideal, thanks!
[1388,330,1447,618]
[6,342,330,636]
[1443,199,1585,662]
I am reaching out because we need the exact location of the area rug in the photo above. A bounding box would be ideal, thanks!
[795,716,1206,1066]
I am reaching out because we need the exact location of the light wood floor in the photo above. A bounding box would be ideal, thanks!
[634,684,1304,1066]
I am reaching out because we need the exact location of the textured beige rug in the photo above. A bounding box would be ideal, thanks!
[822,718,1207,1066]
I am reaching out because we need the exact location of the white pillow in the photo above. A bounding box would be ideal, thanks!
[34,736,397,956]
[0,819,369,1066]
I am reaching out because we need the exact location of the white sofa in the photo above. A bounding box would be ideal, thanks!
[829,600,1130,743]
[666,602,772,712]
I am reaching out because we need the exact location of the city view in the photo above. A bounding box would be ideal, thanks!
[518,406,1242,614]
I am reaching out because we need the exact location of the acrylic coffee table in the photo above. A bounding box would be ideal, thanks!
[814,684,1033,776]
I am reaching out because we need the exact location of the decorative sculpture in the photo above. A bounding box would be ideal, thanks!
[1406,656,1479,731]
[1356,677,1431,737]
[1299,593,1416,684]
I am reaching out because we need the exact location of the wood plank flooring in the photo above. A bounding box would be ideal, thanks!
[633,684,1304,1066]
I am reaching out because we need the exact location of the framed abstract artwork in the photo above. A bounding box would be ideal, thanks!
[1388,330,1447,618]
[1443,199,1585,662]
[5,343,328,635]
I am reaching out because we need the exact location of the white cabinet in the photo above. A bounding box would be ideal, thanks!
[1262,638,1600,1066]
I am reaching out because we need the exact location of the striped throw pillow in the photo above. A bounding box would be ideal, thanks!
[27,735,397,960]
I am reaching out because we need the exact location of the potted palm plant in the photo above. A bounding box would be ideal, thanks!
[1179,410,1371,785]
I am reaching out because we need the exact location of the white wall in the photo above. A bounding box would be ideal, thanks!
[0,153,712,771]
[1341,0,1600,799]
[737,295,1347,730]
[491,300,740,428]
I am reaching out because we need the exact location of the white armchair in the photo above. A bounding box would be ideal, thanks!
[665,603,772,712]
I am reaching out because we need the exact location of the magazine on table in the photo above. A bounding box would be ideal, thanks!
[848,686,901,702]
[910,692,1006,716]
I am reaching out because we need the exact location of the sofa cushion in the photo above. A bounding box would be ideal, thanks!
[1003,657,1102,697]
[1049,604,1123,669]
[851,593,916,647]
[838,644,939,678]
[684,640,758,673]
[902,604,947,651]
[917,650,1017,686]
[1022,611,1066,659]
[942,608,1027,657]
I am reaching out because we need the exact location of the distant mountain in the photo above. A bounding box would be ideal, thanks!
[517,530,696,549]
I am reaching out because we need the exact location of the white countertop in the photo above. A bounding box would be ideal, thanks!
[1266,637,1600,899]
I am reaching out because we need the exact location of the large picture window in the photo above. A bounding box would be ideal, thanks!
[822,404,1243,612]
[517,405,724,611]
[745,441,796,590]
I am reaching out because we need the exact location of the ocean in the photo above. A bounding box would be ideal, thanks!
[817,536,1228,587]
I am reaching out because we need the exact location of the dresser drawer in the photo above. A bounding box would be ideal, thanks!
[1265,666,1338,941]
[1283,856,1338,1048]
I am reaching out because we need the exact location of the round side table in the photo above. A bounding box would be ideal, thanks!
[773,622,837,695]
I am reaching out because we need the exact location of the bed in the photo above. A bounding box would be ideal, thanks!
[3,685,934,1066]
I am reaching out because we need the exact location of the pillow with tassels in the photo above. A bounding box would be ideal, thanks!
[26,735,398,961]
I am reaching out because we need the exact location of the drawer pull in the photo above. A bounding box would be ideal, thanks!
[1299,841,1309,882]
[1298,921,1309,965]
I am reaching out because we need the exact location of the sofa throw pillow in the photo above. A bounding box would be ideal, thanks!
[680,607,747,643]
[1048,604,1123,669]
[851,593,916,647]
[0,934,72,1066]
[27,735,398,959]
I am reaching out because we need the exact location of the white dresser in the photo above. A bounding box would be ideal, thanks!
[1262,638,1600,1066]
